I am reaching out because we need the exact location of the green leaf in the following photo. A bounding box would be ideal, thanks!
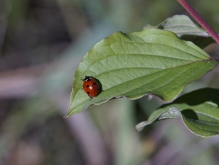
[158,15,208,37]
[67,29,217,117]
[136,88,219,137]
[146,15,215,48]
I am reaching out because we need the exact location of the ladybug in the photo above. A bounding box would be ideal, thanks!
[82,76,101,98]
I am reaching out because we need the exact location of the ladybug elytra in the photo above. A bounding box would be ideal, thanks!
[82,76,101,98]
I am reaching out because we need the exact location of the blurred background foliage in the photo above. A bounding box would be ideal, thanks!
[0,0,219,165]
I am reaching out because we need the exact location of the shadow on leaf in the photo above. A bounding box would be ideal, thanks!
[181,109,198,120]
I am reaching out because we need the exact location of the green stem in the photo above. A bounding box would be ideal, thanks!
[177,0,219,44]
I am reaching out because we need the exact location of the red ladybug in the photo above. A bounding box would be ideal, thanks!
[82,76,101,98]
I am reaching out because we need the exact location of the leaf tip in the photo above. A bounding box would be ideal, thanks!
[135,121,149,132]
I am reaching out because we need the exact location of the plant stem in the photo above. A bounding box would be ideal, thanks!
[177,0,219,44]
[211,58,219,62]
